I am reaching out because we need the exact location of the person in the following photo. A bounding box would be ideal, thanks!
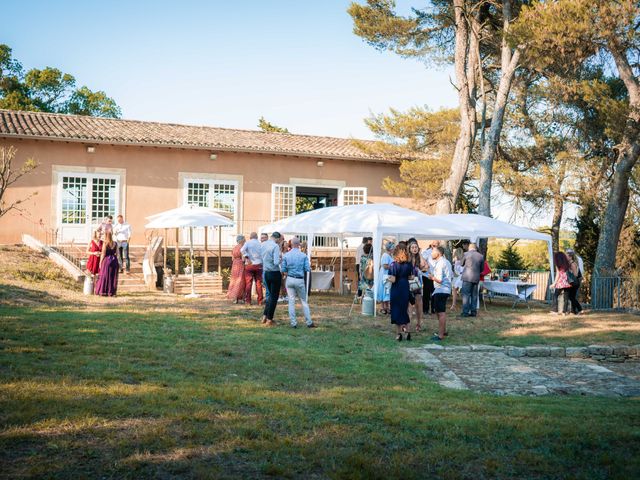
[113,214,132,274]
[388,243,416,341]
[377,241,395,314]
[421,240,439,315]
[98,215,114,237]
[260,233,270,304]
[450,248,464,311]
[359,243,374,294]
[460,243,484,317]
[408,241,427,331]
[94,230,119,296]
[429,246,453,341]
[227,234,246,303]
[478,260,492,309]
[260,231,283,326]
[566,249,584,315]
[281,237,315,328]
[550,252,572,315]
[86,228,103,277]
[241,232,264,305]
[355,237,368,297]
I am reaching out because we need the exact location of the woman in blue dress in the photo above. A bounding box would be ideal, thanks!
[388,242,417,341]
[376,241,395,314]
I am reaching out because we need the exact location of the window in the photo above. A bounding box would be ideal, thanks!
[187,182,210,207]
[91,177,118,222]
[212,183,236,217]
[340,187,367,206]
[61,176,87,224]
[272,184,296,221]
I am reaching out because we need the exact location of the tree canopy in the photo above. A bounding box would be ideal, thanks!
[0,44,121,118]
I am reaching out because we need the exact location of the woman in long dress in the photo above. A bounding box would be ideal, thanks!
[94,230,119,296]
[227,235,246,303]
[388,243,417,341]
[376,241,395,314]
[86,228,102,277]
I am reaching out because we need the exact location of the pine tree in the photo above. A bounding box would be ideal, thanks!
[494,242,528,271]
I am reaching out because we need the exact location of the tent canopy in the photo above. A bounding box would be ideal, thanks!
[145,205,234,229]
[258,204,554,314]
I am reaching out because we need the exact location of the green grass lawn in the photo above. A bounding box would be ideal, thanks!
[1,247,639,479]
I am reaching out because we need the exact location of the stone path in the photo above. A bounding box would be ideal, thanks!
[405,345,640,397]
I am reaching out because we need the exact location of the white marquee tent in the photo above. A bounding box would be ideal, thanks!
[259,203,553,314]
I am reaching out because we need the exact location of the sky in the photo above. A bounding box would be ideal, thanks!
[4,0,568,228]
[3,0,458,139]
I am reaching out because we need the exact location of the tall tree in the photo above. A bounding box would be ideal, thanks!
[514,0,639,295]
[0,44,121,118]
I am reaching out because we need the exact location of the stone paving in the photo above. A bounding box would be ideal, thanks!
[405,345,640,397]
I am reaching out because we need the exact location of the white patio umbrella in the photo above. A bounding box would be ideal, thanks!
[145,205,234,298]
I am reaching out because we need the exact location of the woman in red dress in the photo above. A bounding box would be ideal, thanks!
[227,235,246,303]
[86,229,102,276]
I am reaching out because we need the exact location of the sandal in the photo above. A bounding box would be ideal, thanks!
[396,334,403,342]
[405,332,411,341]
[415,324,422,333]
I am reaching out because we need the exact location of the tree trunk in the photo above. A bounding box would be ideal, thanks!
[477,0,521,218]
[435,0,477,214]
[592,41,640,307]
[550,189,564,253]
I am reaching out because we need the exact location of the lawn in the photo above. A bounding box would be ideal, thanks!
[1,246,639,479]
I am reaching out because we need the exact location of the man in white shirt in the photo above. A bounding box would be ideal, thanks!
[421,240,439,315]
[428,246,453,341]
[240,232,264,305]
[113,214,132,274]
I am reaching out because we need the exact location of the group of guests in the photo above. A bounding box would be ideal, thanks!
[227,232,316,329]
[86,214,132,297]
[357,238,492,341]
[550,248,584,315]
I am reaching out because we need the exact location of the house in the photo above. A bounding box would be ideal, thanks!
[0,109,409,250]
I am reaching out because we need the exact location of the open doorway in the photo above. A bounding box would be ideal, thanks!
[295,186,338,213]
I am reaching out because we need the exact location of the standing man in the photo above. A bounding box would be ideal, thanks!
[281,237,315,328]
[429,246,453,341]
[260,233,269,304]
[261,231,283,326]
[460,243,484,317]
[113,214,132,274]
[240,232,263,305]
[421,240,439,315]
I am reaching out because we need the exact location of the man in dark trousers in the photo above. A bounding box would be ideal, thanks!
[460,243,484,317]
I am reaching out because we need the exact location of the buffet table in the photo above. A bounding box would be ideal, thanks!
[483,281,537,309]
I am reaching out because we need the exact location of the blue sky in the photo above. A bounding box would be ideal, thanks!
[4,0,458,139]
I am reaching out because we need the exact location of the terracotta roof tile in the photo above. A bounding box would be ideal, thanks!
[0,109,392,163]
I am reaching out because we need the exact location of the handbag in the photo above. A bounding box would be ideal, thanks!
[408,277,422,293]
[567,269,577,286]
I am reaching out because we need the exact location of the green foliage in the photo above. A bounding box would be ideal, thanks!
[257,116,289,133]
[494,241,528,271]
[0,44,121,117]
[573,201,600,276]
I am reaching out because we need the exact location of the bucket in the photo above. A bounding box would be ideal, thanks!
[83,275,94,296]
[163,275,175,293]
[342,279,352,295]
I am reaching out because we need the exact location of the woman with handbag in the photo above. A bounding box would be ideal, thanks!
[408,241,426,331]
[387,243,417,341]
[376,241,395,314]
[566,250,583,315]
[550,252,572,315]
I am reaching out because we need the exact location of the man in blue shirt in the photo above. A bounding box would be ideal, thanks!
[260,232,283,326]
[281,237,315,328]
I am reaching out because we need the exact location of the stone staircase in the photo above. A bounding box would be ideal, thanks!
[116,246,151,293]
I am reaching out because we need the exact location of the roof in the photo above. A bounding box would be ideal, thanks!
[0,109,395,163]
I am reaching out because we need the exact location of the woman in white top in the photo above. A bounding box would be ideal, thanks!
[450,248,464,311]
[376,241,395,314]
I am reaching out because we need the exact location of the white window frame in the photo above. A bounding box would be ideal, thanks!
[183,178,239,222]
[339,187,368,206]
[271,184,296,222]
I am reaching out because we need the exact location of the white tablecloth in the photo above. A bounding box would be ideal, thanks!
[483,281,537,300]
[311,271,334,290]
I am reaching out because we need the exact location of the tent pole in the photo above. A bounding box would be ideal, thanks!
[372,228,382,317]
[204,226,208,274]
[175,228,179,275]
[163,228,167,271]
[339,234,344,295]
[218,227,222,275]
